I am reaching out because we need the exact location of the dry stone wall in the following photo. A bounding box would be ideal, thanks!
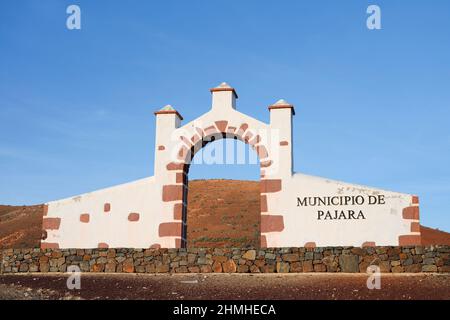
[1,246,449,274]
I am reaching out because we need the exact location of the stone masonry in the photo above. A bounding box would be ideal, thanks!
[1,246,448,274]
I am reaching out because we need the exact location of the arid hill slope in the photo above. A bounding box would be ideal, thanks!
[186,179,260,248]
[0,180,449,248]
[0,205,43,249]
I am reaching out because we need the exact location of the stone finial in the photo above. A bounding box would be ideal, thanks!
[154,104,183,120]
[268,99,295,115]
[273,99,291,106]
[210,82,238,97]
[217,82,232,89]
[210,82,238,110]
[160,104,175,111]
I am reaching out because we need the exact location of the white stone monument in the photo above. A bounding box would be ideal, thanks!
[41,83,421,249]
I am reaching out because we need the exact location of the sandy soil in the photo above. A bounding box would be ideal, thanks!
[0,273,448,300]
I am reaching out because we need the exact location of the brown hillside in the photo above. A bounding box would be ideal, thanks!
[420,226,450,246]
[0,205,43,249]
[0,180,449,248]
[187,179,260,248]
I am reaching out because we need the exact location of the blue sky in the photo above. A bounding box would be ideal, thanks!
[0,1,449,231]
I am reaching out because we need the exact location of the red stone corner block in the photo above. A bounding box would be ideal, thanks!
[410,222,421,232]
[260,235,268,248]
[260,179,282,193]
[215,120,228,132]
[162,185,184,202]
[159,222,182,237]
[80,214,90,223]
[261,215,285,232]
[403,206,419,220]
[304,242,316,249]
[173,203,183,220]
[42,217,61,230]
[260,195,268,212]
[362,242,376,247]
[128,212,140,222]
[41,242,59,249]
[398,235,421,246]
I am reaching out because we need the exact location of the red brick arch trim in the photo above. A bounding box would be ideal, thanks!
[159,120,283,248]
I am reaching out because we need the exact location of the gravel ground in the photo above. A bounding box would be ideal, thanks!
[0,273,449,300]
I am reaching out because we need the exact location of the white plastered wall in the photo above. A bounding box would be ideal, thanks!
[43,177,163,248]
[268,173,417,247]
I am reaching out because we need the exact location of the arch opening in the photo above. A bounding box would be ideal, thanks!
[178,130,264,248]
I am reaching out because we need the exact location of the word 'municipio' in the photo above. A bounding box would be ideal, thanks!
[297,194,386,221]
[297,194,386,207]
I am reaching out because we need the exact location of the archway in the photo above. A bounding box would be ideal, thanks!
[164,124,273,249]
[156,84,289,249]
[186,138,260,248]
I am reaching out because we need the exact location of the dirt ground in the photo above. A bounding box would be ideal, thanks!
[0,273,448,300]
